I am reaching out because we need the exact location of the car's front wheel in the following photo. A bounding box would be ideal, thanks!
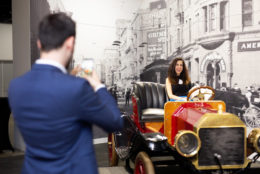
[134,151,155,174]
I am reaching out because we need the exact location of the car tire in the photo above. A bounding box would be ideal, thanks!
[134,151,155,174]
[244,106,260,128]
[108,133,118,166]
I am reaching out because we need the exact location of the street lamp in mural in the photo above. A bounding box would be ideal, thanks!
[139,42,148,48]
[112,40,121,46]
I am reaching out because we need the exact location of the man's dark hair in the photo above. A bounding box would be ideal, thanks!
[38,13,76,51]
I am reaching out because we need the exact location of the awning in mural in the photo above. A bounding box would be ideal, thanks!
[198,39,225,50]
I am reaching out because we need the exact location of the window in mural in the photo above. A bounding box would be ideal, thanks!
[181,12,184,24]
[169,8,172,26]
[242,0,253,27]
[220,1,227,31]
[169,34,172,53]
[189,18,192,42]
[209,3,217,32]
[177,0,181,10]
[177,12,184,25]
[177,28,181,45]
[203,6,208,32]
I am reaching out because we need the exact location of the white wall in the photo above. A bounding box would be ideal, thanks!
[0,24,13,60]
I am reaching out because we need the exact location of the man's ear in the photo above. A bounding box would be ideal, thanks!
[37,39,42,49]
[65,36,75,50]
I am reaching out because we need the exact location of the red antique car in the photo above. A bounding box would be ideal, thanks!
[108,82,260,174]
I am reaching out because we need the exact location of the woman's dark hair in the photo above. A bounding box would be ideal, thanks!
[167,57,190,85]
[38,13,76,51]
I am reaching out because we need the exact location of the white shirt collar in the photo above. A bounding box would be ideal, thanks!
[36,58,67,74]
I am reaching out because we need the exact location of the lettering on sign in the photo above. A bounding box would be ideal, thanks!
[238,40,260,52]
[147,30,166,58]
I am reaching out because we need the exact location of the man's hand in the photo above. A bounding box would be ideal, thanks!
[70,65,81,76]
[83,70,103,91]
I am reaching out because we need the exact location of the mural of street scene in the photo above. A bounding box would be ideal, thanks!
[19,0,260,131]
[2,0,260,173]
[101,0,260,131]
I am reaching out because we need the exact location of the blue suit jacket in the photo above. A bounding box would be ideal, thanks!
[8,64,123,174]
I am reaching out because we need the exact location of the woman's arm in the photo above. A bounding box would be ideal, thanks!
[165,78,183,100]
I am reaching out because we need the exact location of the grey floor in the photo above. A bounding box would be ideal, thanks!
[2,145,260,174]
[2,99,260,174]
[0,153,24,174]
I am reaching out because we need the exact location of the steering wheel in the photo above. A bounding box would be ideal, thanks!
[187,86,215,101]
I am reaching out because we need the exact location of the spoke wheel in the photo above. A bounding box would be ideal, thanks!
[244,106,260,128]
[108,133,118,166]
[134,152,155,174]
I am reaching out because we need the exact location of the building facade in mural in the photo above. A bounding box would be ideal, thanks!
[167,0,260,91]
[102,0,168,92]
[102,46,120,87]
[102,0,260,128]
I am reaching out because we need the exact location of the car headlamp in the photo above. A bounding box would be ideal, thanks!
[248,128,260,153]
[175,130,201,157]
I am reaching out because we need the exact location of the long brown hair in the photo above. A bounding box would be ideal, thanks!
[167,57,190,85]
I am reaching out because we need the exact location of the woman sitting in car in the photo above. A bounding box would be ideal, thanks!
[165,57,191,101]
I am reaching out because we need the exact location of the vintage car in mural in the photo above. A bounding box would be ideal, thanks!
[214,89,260,128]
[108,82,260,174]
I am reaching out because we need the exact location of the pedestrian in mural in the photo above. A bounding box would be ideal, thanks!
[245,86,252,105]
[257,88,260,101]
[113,85,118,103]
[125,88,131,106]
[250,86,259,104]
[255,88,260,106]
[232,83,241,94]
[165,57,191,101]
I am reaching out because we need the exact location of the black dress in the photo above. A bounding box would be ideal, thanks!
[171,79,191,96]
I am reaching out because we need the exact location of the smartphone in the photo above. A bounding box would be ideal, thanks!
[81,58,94,76]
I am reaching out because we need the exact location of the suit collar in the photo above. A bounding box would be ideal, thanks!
[32,64,65,73]
[35,59,67,74]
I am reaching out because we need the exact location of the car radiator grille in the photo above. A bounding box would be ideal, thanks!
[198,127,244,166]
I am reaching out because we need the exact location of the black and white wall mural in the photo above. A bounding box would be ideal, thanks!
[103,0,260,132]
[33,0,260,131]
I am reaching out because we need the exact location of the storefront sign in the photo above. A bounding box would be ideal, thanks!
[147,30,166,60]
[238,40,260,52]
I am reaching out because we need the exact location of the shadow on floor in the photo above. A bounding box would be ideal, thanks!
[0,154,24,174]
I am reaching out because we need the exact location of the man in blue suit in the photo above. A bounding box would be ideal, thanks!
[8,13,123,174]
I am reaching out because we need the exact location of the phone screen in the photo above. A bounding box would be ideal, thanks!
[81,58,94,75]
